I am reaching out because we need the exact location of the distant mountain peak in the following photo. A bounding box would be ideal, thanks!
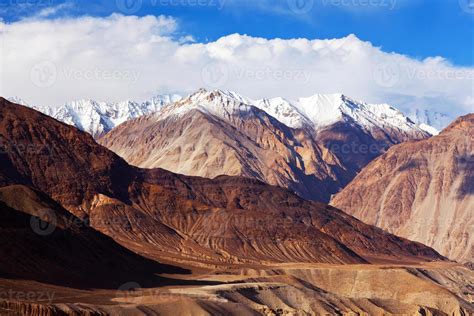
[160,89,430,136]
[9,94,182,138]
[408,109,452,133]
[10,89,439,138]
[7,96,29,106]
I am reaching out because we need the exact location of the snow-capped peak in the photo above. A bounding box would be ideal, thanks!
[157,88,254,121]
[253,97,310,129]
[153,89,434,136]
[294,93,347,128]
[7,96,30,107]
[294,93,425,133]
[10,89,439,138]
[13,94,182,138]
[188,88,251,105]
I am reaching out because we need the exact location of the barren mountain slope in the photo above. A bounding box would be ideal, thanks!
[332,114,474,263]
[0,97,444,266]
[99,106,348,202]
[0,184,187,288]
[100,89,430,202]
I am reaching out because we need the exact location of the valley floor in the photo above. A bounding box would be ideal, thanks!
[1,261,472,315]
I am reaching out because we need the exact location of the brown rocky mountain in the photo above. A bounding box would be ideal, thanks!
[0,97,472,315]
[0,184,188,288]
[99,89,430,203]
[332,114,474,263]
[0,97,443,266]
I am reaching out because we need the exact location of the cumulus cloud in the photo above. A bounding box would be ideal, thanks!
[0,14,472,122]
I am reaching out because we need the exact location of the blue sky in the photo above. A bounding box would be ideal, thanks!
[1,0,473,122]
[1,0,473,66]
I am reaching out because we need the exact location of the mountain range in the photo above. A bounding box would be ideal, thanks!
[99,89,431,202]
[8,94,182,138]
[11,91,445,138]
[0,97,443,265]
[0,97,472,315]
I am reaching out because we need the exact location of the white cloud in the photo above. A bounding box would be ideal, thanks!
[0,14,472,122]
[34,2,74,19]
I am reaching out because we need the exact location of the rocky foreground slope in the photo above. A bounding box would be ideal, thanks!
[332,114,474,263]
[0,184,187,288]
[100,89,430,202]
[1,261,473,315]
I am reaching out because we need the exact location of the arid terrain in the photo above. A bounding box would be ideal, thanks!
[1,261,473,315]
[0,98,472,315]
[2,1,472,313]
[332,114,474,263]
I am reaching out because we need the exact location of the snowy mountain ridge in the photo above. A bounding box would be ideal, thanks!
[156,89,434,136]
[9,89,440,137]
[8,94,182,138]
